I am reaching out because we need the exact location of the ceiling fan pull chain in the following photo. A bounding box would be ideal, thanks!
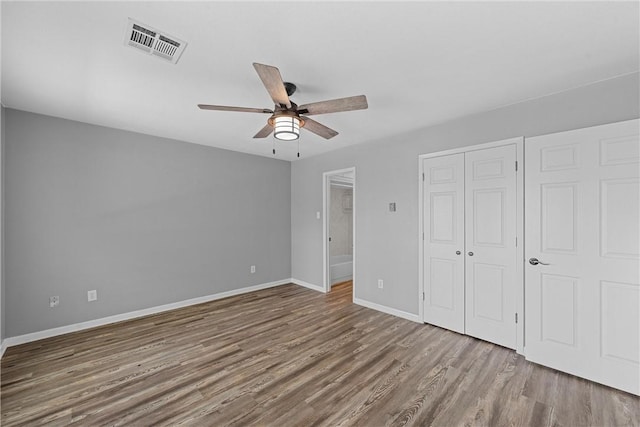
[272,139,276,155]
[297,139,300,158]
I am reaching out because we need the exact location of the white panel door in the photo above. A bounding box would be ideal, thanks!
[423,154,465,333]
[464,145,518,349]
[525,119,640,395]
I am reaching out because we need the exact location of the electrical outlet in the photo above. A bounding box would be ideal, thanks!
[88,289,97,302]
[250,265,256,274]
[49,296,59,308]
[378,279,384,289]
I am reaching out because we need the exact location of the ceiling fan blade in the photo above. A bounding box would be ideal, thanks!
[301,117,338,139]
[253,124,273,138]
[253,63,291,109]
[198,104,273,114]
[297,95,368,116]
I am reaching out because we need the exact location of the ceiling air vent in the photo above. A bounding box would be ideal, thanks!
[124,18,187,64]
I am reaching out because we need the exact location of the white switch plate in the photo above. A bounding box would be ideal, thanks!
[88,290,97,302]
[378,279,384,289]
[250,265,256,274]
[49,296,59,307]
[316,211,321,219]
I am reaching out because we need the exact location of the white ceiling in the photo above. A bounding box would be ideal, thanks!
[2,1,638,161]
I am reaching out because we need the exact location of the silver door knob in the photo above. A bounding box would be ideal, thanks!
[456,251,461,255]
[529,257,549,266]
[468,251,474,256]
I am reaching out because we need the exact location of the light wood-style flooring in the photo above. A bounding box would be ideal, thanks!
[2,281,639,426]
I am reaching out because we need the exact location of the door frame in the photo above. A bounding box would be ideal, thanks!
[323,167,356,295]
[418,137,525,354]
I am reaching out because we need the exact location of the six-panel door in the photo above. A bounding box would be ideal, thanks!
[422,153,465,333]
[524,119,639,395]
[464,145,517,349]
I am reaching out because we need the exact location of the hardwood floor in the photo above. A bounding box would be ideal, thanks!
[2,282,638,426]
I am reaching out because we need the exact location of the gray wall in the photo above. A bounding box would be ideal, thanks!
[1,106,5,343]
[291,73,640,316]
[3,73,638,339]
[4,109,291,337]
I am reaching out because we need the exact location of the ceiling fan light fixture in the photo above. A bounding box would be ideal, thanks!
[274,116,300,141]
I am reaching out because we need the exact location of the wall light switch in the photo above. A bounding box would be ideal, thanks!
[389,202,396,212]
[316,211,321,219]
[88,290,97,302]
[250,265,256,274]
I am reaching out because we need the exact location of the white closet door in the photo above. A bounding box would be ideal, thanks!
[423,153,465,333]
[525,119,639,395]
[464,145,518,349]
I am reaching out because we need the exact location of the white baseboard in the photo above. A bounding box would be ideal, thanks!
[331,275,353,286]
[1,280,419,354]
[290,278,326,293]
[3,279,291,350]
[290,279,419,323]
[353,297,422,323]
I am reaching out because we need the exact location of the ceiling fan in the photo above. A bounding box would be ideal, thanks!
[198,63,368,145]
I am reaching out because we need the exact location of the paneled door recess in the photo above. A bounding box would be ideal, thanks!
[422,141,520,349]
[525,119,639,395]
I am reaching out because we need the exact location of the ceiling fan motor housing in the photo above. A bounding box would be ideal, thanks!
[283,82,297,97]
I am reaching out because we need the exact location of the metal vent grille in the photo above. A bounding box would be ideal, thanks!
[130,24,155,49]
[124,19,187,64]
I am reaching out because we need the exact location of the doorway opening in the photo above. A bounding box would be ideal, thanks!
[323,167,355,298]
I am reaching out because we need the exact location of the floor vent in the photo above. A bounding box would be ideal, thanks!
[124,18,187,64]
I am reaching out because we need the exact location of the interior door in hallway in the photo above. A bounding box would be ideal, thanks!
[524,119,639,395]
[464,144,518,349]
[422,153,465,333]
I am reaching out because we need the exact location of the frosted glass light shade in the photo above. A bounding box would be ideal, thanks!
[274,116,300,141]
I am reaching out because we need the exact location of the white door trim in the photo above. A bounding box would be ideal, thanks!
[323,167,356,296]
[420,138,523,159]
[418,137,524,355]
